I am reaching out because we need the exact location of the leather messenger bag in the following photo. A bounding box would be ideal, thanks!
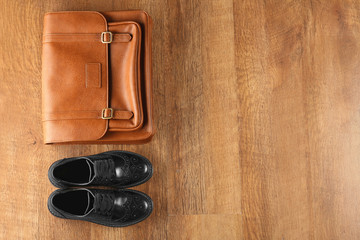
[41,11,155,144]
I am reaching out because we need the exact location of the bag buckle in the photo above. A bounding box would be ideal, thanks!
[101,32,113,44]
[102,108,113,119]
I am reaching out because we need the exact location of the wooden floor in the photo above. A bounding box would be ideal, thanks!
[1,0,360,239]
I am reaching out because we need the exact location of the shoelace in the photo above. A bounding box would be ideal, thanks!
[93,193,115,216]
[93,159,115,183]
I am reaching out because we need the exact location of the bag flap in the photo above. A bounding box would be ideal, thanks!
[42,11,109,142]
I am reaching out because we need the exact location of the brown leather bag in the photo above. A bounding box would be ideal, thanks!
[42,11,155,144]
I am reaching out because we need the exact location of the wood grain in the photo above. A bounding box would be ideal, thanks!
[0,0,360,239]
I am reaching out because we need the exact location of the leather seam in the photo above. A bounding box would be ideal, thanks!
[46,131,153,143]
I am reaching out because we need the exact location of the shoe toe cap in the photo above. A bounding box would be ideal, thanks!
[135,161,152,180]
[127,193,153,222]
[124,153,153,184]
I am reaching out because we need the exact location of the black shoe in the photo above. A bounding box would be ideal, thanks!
[48,151,153,188]
[48,188,153,227]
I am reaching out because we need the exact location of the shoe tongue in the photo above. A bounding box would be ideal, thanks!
[92,192,115,216]
[86,159,95,182]
[84,191,94,215]
[93,159,114,181]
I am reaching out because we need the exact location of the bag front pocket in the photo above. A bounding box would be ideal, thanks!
[107,21,143,131]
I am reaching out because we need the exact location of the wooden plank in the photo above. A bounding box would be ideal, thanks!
[233,0,360,239]
[167,214,242,240]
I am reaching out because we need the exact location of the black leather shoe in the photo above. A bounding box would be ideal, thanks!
[48,188,153,227]
[48,151,153,188]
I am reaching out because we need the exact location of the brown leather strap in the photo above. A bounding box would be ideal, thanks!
[43,110,133,121]
[43,33,132,43]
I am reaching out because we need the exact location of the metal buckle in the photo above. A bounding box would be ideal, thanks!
[102,108,113,119]
[101,32,113,43]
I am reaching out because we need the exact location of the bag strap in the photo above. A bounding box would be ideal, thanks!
[43,33,132,43]
[43,109,133,121]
